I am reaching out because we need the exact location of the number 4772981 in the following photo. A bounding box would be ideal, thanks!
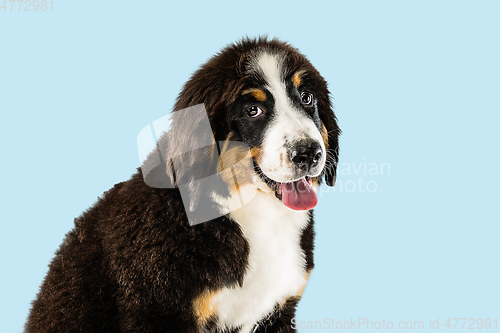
[1,0,54,11]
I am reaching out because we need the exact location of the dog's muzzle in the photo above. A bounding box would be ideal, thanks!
[288,139,323,176]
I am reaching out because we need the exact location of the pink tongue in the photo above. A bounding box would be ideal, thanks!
[281,177,318,210]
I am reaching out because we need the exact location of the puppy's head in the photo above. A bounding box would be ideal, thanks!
[163,37,340,214]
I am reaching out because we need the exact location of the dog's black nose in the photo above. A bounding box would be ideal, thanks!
[289,139,322,172]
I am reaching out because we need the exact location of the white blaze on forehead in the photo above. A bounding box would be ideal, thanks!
[250,51,326,182]
[251,52,291,118]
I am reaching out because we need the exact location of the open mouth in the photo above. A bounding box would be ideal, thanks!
[254,164,318,211]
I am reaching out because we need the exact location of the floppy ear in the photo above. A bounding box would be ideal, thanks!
[139,104,218,190]
[318,98,340,187]
[161,104,218,187]
[140,104,232,226]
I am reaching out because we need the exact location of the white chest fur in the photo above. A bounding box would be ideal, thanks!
[214,190,310,333]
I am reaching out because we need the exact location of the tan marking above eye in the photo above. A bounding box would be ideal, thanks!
[292,70,306,88]
[242,88,267,102]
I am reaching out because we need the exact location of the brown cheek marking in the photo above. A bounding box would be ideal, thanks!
[193,289,220,325]
[217,137,256,193]
[312,177,320,187]
[250,146,263,163]
[292,70,306,88]
[242,88,266,102]
[321,122,330,150]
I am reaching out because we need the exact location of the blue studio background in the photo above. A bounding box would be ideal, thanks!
[1,1,499,332]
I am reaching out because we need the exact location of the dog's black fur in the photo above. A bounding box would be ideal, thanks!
[25,37,340,333]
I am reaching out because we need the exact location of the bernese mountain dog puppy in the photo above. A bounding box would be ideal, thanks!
[25,37,340,333]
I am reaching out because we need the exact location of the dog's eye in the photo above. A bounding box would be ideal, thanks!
[300,92,314,105]
[246,105,263,118]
